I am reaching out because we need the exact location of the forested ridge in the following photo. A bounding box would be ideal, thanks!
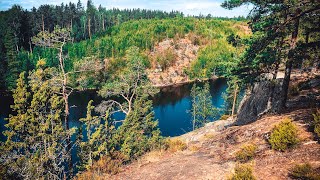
[0,7,248,91]
[0,0,185,91]
[0,0,246,91]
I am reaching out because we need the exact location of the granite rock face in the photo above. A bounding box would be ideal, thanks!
[235,79,283,125]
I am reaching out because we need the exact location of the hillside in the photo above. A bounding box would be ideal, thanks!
[69,18,248,88]
[1,17,248,90]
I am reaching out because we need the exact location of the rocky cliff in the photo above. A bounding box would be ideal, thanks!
[235,71,320,125]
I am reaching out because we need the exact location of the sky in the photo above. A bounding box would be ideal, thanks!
[0,0,252,17]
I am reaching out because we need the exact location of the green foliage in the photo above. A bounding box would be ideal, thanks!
[227,33,242,47]
[269,118,299,151]
[189,40,240,79]
[235,144,257,162]
[4,29,20,90]
[190,82,219,130]
[1,16,247,91]
[289,163,320,180]
[222,0,320,110]
[312,110,320,138]
[99,46,158,115]
[95,47,162,164]
[1,66,75,179]
[224,76,242,115]
[229,163,256,180]
[116,94,162,161]
[78,100,116,170]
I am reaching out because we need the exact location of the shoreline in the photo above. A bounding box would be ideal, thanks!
[153,76,220,88]
[0,76,222,95]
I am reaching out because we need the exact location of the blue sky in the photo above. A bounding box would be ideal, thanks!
[0,0,252,17]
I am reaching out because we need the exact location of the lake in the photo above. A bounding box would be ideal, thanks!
[0,78,227,141]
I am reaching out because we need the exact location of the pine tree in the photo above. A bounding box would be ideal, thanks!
[116,94,161,161]
[222,0,320,111]
[32,26,74,175]
[78,100,116,170]
[4,29,20,90]
[189,82,218,129]
[3,72,30,150]
[190,83,200,130]
[1,62,73,179]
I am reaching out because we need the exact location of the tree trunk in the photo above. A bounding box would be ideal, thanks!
[102,16,105,31]
[280,9,300,110]
[58,46,72,176]
[29,39,33,53]
[231,82,238,117]
[42,14,45,32]
[88,18,91,40]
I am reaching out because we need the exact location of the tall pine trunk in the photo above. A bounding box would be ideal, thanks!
[88,18,91,40]
[231,81,238,117]
[280,9,300,110]
[58,45,72,176]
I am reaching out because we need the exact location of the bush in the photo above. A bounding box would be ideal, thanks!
[187,32,200,45]
[165,138,187,153]
[229,164,256,180]
[220,114,231,120]
[269,118,299,151]
[235,144,257,162]
[289,163,320,180]
[155,48,176,70]
[312,109,320,138]
[76,152,125,179]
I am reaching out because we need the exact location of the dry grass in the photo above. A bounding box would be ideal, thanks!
[165,138,187,153]
[138,150,165,165]
[203,133,215,140]
[189,145,201,152]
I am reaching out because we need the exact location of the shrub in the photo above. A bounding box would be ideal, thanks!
[76,152,125,179]
[312,109,320,138]
[93,152,126,175]
[165,138,187,153]
[187,32,200,45]
[220,114,231,120]
[229,164,256,180]
[269,118,299,151]
[189,145,201,152]
[289,163,320,180]
[155,48,176,70]
[235,144,257,162]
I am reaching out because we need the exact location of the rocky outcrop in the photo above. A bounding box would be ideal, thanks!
[147,36,199,87]
[235,79,283,125]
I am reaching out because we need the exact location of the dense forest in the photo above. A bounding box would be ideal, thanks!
[0,0,185,91]
[0,0,246,91]
[0,0,319,179]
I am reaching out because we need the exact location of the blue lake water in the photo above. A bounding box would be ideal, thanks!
[0,79,227,142]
